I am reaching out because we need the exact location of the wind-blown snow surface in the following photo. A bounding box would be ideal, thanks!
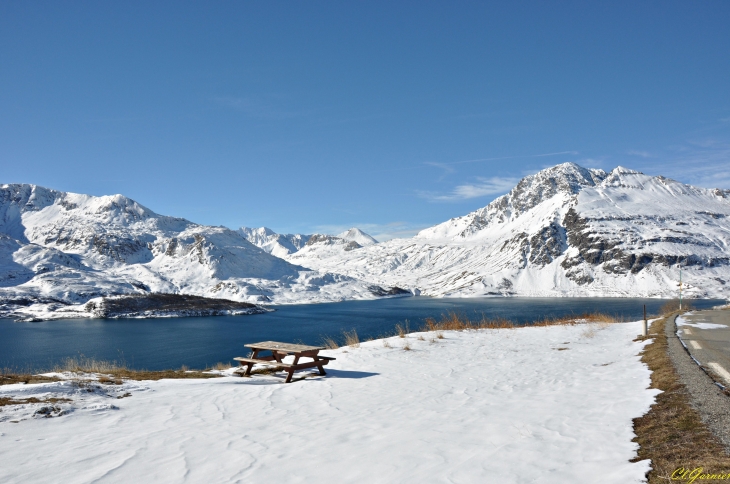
[0,185,393,319]
[0,322,656,483]
[287,163,730,299]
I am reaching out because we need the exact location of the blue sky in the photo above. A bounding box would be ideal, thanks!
[2,2,729,240]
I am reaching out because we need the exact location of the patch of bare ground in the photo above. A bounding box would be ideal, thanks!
[0,396,72,407]
[631,315,730,482]
[53,357,223,381]
[0,371,61,386]
[422,311,617,332]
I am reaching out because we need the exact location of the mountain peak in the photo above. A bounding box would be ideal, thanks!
[337,228,378,246]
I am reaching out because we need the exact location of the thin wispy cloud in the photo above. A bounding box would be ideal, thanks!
[636,138,730,189]
[212,96,306,120]
[433,150,579,167]
[627,150,654,158]
[419,176,519,202]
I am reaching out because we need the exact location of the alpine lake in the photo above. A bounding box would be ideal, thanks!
[0,297,724,371]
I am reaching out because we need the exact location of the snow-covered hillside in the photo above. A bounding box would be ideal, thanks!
[0,185,405,320]
[286,163,730,299]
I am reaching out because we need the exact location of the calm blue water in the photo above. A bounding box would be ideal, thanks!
[0,297,723,371]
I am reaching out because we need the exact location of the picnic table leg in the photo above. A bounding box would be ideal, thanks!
[315,356,327,376]
[242,349,261,376]
[284,369,295,383]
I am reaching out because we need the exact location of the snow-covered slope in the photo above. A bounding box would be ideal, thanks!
[287,163,730,299]
[0,185,405,319]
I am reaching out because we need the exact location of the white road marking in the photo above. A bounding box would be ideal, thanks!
[683,328,693,335]
[708,362,730,385]
[689,340,702,350]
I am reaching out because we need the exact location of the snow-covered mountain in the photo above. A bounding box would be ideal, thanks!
[285,163,730,299]
[239,226,378,256]
[238,227,311,258]
[0,185,406,320]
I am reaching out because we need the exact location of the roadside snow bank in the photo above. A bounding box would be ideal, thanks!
[0,321,656,483]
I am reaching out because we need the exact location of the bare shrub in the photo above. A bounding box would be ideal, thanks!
[343,329,360,348]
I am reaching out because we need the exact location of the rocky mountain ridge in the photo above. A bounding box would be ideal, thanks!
[285,163,730,299]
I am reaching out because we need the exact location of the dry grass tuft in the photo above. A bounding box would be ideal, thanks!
[421,311,615,334]
[631,316,730,482]
[382,339,392,348]
[343,329,360,348]
[212,362,229,371]
[55,356,122,374]
[660,299,695,316]
[322,336,339,350]
[402,341,411,351]
[417,334,425,341]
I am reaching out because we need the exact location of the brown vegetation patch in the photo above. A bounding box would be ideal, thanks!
[422,311,616,332]
[631,316,730,482]
[50,356,222,381]
[0,396,71,407]
[0,372,61,386]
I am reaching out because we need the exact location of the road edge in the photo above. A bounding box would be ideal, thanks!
[666,313,730,452]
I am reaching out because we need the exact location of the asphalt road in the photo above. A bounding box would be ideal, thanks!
[677,308,730,386]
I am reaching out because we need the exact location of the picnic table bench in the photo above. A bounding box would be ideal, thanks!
[234,341,335,383]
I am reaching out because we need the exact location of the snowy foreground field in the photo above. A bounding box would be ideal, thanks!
[1,321,658,483]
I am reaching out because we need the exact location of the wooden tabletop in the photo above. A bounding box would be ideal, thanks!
[245,341,325,353]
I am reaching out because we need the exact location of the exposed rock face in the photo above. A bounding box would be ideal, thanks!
[528,222,566,266]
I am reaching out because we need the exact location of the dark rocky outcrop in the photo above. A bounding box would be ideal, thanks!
[367,285,412,297]
[84,293,267,319]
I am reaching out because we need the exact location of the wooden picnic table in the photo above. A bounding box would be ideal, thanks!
[234,341,335,383]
